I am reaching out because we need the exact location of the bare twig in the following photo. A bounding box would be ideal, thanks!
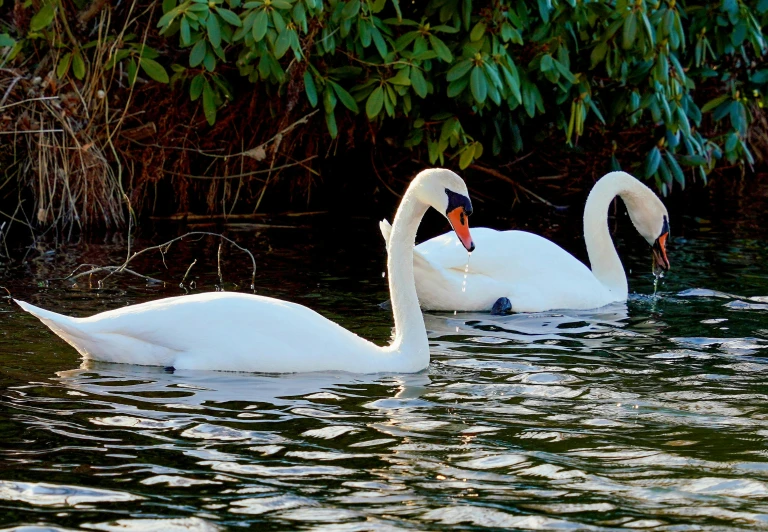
[180,258,197,287]
[0,76,22,108]
[0,129,65,135]
[469,164,566,209]
[61,231,257,289]
[217,242,224,288]
[67,265,164,284]
[0,96,59,112]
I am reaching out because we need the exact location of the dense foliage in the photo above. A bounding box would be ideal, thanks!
[1,0,767,227]
[154,0,768,193]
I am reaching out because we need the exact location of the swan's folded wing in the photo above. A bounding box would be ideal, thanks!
[417,228,599,285]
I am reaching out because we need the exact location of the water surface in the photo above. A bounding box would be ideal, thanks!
[2,193,768,530]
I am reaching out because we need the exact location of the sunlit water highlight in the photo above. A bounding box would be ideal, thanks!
[2,209,768,530]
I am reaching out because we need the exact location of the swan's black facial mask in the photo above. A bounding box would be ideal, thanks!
[652,216,670,275]
[445,189,475,252]
[446,189,473,217]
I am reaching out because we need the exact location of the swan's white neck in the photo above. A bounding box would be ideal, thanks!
[583,171,646,298]
[386,189,429,365]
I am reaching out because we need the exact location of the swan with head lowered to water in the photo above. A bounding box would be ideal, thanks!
[379,170,669,314]
[14,168,475,374]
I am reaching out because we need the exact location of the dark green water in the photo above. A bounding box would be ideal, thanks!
[2,186,768,530]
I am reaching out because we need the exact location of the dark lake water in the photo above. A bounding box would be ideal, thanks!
[2,179,768,530]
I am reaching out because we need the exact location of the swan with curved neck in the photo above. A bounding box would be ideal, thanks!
[380,171,670,313]
[14,168,475,373]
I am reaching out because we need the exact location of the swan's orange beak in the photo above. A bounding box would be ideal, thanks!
[447,207,475,252]
[652,232,670,274]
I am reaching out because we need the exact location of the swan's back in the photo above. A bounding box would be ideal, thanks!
[16,292,388,373]
[414,228,618,312]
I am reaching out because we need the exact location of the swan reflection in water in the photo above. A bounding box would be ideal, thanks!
[424,301,635,351]
[56,362,432,410]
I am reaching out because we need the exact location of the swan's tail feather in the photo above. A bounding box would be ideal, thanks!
[14,299,91,356]
[14,299,73,324]
[379,219,392,249]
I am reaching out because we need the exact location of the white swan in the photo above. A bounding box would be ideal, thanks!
[14,168,475,374]
[380,171,670,313]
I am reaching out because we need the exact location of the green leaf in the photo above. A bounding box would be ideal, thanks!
[216,7,242,26]
[410,67,428,98]
[181,17,191,44]
[459,146,474,169]
[202,81,217,125]
[461,0,470,30]
[366,86,384,118]
[388,68,411,86]
[341,0,360,19]
[679,154,707,166]
[590,42,608,68]
[190,40,207,66]
[253,9,269,41]
[665,151,685,189]
[271,0,292,8]
[72,51,86,80]
[640,11,655,47]
[272,10,286,33]
[203,47,216,71]
[658,157,672,187]
[447,76,469,98]
[395,31,419,51]
[157,8,179,29]
[537,0,550,23]
[30,4,56,31]
[470,21,486,42]
[304,70,317,107]
[470,66,487,104]
[391,0,402,21]
[325,110,338,138]
[329,81,359,112]
[440,117,459,142]
[447,59,472,82]
[752,70,768,84]
[553,59,576,83]
[207,13,222,48]
[190,74,205,100]
[540,54,554,72]
[473,142,483,159]
[622,11,637,50]
[645,146,661,178]
[140,57,169,83]
[127,58,138,86]
[57,52,72,79]
[501,64,521,104]
[713,100,733,122]
[0,33,16,48]
[428,34,452,62]
[274,29,291,58]
[370,25,387,58]
[588,99,605,124]
[730,100,748,136]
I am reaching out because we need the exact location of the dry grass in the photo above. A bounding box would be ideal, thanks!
[0,8,139,237]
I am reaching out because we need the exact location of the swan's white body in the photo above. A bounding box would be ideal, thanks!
[15,168,474,374]
[381,171,669,313]
[14,293,415,373]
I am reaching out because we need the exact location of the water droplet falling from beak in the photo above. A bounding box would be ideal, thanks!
[462,252,472,293]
